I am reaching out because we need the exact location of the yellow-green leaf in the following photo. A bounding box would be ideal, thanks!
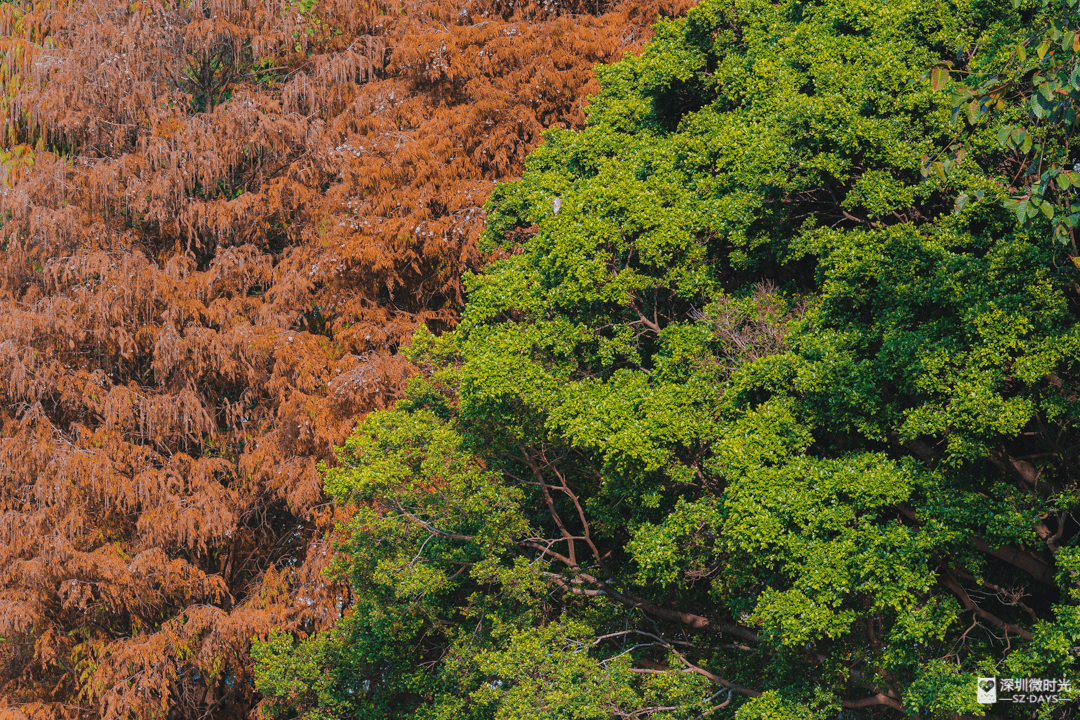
[967,100,981,125]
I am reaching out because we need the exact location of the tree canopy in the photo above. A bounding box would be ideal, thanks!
[0,1,691,718]
[253,0,1080,718]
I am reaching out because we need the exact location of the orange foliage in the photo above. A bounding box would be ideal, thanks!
[0,0,691,717]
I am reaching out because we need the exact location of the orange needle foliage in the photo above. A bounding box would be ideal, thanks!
[0,0,690,718]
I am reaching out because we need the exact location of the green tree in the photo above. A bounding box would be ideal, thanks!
[254,0,1080,717]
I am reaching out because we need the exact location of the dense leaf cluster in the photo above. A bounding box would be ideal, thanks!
[938,0,1080,244]
[255,0,1080,718]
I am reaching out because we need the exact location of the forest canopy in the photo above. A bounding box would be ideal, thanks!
[0,0,691,718]
[250,0,1080,718]
[2,0,1079,718]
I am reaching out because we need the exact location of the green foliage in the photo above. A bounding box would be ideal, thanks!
[936,0,1080,244]
[255,0,1080,717]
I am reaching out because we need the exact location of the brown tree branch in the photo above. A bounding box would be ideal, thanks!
[537,446,607,570]
[971,536,1055,585]
[941,572,1034,641]
[989,446,1062,497]
[519,449,579,566]
[840,693,904,711]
